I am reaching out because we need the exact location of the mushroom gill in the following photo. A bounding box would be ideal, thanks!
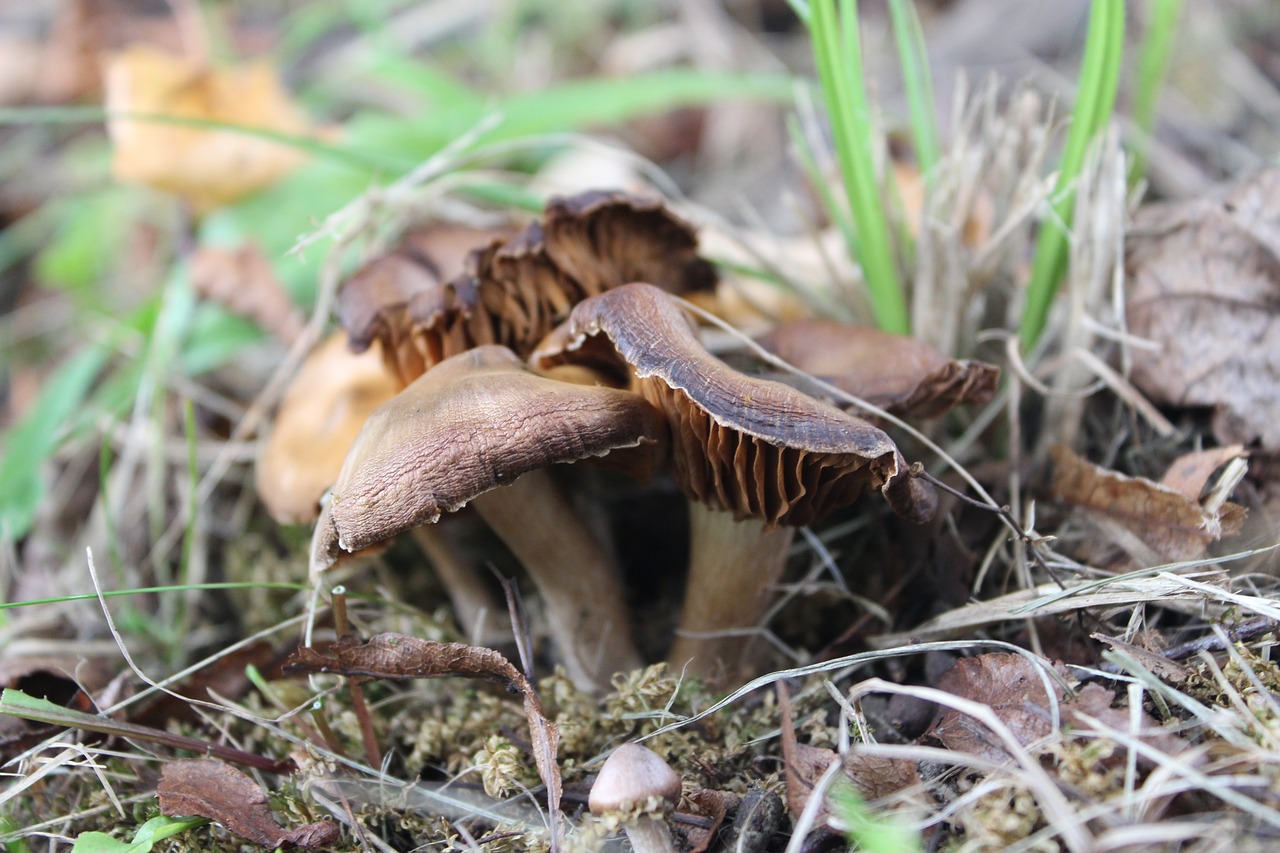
[532,283,937,682]
[337,191,715,389]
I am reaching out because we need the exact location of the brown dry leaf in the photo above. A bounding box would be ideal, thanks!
[189,244,304,345]
[1127,168,1280,450]
[928,653,1064,762]
[776,683,917,824]
[757,318,999,419]
[1160,445,1248,500]
[682,788,730,853]
[105,46,312,213]
[1051,444,1245,563]
[285,634,562,848]
[157,758,339,849]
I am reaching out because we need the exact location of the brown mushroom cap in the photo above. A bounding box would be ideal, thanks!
[532,283,936,527]
[311,344,666,571]
[257,331,399,524]
[337,191,716,389]
[589,744,682,815]
[757,318,1000,419]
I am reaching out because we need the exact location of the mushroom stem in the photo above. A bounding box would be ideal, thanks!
[472,467,641,691]
[408,526,509,646]
[622,815,679,853]
[667,502,795,683]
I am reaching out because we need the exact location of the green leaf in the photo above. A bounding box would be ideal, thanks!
[0,346,108,540]
[70,815,208,853]
[829,783,921,853]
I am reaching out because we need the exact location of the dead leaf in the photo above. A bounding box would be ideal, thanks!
[757,319,999,419]
[928,654,1063,762]
[1092,634,1191,686]
[157,758,339,849]
[1126,168,1280,450]
[1160,445,1248,501]
[682,788,731,853]
[105,46,312,213]
[189,244,304,345]
[776,683,917,825]
[1051,445,1245,564]
[284,634,563,849]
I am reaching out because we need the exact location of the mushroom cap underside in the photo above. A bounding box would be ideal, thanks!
[311,344,666,571]
[336,190,716,388]
[531,283,938,527]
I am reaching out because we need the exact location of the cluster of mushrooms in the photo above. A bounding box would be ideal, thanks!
[260,191,998,692]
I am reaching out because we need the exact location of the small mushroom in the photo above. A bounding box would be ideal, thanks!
[337,190,715,388]
[589,744,682,853]
[756,318,999,419]
[311,344,666,691]
[533,284,936,683]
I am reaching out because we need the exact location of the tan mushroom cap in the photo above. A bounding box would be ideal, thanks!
[589,743,682,815]
[532,283,936,527]
[337,190,715,389]
[757,318,999,419]
[257,331,399,524]
[311,344,666,571]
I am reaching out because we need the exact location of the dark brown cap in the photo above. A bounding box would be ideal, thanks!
[311,344,666,572]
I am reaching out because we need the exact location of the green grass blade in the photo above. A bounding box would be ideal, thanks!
[888,0,941,182]
[1021,0,1125,349]
[806,0,910,333]
[1129,0,1184,186]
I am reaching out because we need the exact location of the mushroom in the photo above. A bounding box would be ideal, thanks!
[756,318,999,419]
[589,744,682,853]
[257,331,400,524]
[532,284,937,683]
[256,331,506,643]
[311,344,666,691]
[337,190,715,389]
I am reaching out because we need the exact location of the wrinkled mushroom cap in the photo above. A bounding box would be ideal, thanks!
[336,191,715,388]
[757,319,999,419]
[532,284,936,528]
[589,744,682,815]
[311,344,665,572]
[257,332,399,524]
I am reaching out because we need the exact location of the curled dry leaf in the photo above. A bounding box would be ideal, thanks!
[1126,168,1280,450]
[284,634,562,847]
[105,46,313,213]
[757,318,999,420]
[189,243,304,345]
[338,190,715,387]
[1051,444,1245,564]
[157,758,339,849]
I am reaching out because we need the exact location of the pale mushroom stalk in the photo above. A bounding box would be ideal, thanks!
[471,468,640,690]
[408,526,509,646]
[666,504,795,680]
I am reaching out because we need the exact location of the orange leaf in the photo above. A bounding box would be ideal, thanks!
[105,46,312,213]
